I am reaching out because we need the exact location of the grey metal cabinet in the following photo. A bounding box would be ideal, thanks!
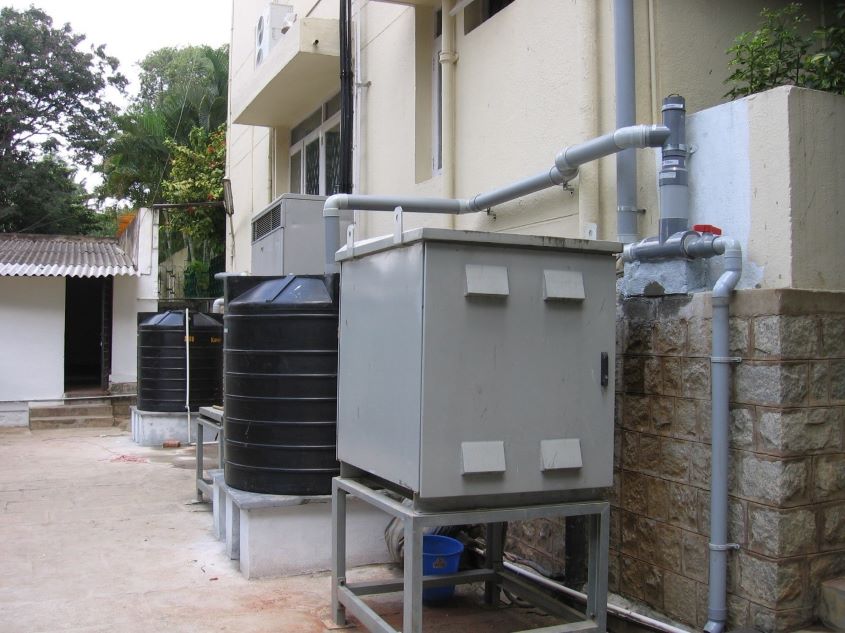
[336,228,620,509]
[250,194,353,275]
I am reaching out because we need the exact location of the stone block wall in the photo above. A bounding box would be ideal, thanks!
[613,289,845,632]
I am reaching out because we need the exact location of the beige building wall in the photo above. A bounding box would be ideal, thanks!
[227,0,831,283]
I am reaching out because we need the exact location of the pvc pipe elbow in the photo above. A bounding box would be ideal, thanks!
[323,194,348,216]
[713,236,742,263]
[614,124,670,149]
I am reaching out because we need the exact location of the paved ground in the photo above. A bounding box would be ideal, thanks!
[0,428,559,632]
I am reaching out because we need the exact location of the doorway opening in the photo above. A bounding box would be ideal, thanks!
[64,277,113,394]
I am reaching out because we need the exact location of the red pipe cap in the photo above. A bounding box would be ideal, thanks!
[693,224,722,235]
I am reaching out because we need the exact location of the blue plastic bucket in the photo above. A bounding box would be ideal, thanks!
[421,534,464,602]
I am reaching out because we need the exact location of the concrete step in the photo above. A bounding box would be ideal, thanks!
[112,403,132,417]
[30,404,113,418]
[30,415,116,430]
[820,577,845,632]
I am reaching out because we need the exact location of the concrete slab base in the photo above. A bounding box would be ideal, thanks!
[0,401,28,428]
[130,406,201,446]
[213,478,392,580]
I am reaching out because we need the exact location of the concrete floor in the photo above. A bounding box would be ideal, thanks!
[0,428,560,632]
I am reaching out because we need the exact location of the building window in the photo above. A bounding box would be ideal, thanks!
[464,0,515,34]
[289,94,342,196]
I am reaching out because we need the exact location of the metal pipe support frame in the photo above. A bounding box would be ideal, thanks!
[331,475,610,633]
[193,407,225,502]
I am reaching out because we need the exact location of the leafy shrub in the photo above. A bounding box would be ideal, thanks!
[725,2,845,98]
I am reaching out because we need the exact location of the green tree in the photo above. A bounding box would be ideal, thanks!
[98,45,228,206]
[0,156,96,234]
[160,125,227,264]
[0,6,125,234]
[137,45,229,137]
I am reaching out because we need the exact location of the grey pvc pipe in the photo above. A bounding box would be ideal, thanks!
[323,207,342,274]
[624,233,742,633]
[658,96,689,243]
[614,0,638,244]
[705,236,742,633]
[467,168,566,212]
[322,124,669,272]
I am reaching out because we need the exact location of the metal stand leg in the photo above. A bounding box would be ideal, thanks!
[217,425,225,469]
[332,479,348,626]
[484,522,505,605]
[195,421,204,501]
[586,507,610,633]
[332,477,610,633]
[403,517,423,633]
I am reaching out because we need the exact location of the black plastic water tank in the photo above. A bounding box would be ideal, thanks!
[224,275,340,495]
[137,310,223,412]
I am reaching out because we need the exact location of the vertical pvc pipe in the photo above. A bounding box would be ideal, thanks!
[614,0,638,244]
[706,237,741,633]
[441,0,457,216]
[658,96,689,242]
[184,309,191,443]
[706,297,730,633]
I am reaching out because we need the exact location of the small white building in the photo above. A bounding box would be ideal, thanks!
[0,210,158,424]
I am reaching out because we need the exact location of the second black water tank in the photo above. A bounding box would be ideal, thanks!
[224,275,340,495]
[137,310,223,412]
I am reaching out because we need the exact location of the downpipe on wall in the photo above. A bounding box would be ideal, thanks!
[613,0,638,244]
[623,233,742,633]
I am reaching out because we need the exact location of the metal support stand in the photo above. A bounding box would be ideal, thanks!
[194,406,225,501]
[331,476,609,633]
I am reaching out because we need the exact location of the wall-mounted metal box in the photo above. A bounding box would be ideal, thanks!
[336,228,620,509]
[251,194,353,275]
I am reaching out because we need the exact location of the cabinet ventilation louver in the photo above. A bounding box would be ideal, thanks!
[252,205,282,243]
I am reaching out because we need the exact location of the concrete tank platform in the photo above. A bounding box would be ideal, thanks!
[131,406,207,446]
[212,474,392,579]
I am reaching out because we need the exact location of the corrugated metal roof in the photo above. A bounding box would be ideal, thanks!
[0,233,138,278]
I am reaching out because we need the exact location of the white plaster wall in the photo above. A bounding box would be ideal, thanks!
[686,99,762,290]
[0,276,65,401]
[683,86,845,292]
[226,0,336,273]
[111,208,159,386]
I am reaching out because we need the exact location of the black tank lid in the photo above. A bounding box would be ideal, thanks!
[140,310,222,329]
[228,275,338,314]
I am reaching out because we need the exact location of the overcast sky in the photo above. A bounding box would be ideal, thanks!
[4,0,231,100]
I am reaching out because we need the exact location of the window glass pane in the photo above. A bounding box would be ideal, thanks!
[305,139,320,195]
[289,150,301,193]
[291,108,322,144]
[325,125,341,196]
[325,93,341,119]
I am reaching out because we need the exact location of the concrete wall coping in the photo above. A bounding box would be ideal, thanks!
[620,288,845,320]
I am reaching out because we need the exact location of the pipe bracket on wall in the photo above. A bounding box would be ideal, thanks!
[393,207,404,244]
[710,356,742,364]
[709,543,740,551]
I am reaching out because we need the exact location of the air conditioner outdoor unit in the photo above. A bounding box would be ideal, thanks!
[255,3,294,67]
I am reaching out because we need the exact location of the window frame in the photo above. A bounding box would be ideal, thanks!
[432,19,443,175]
[289,96,342,196]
